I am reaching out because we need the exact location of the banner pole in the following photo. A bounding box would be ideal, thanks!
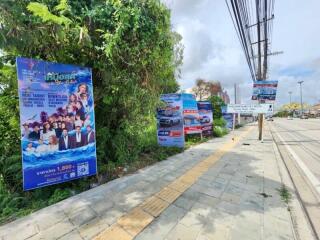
[258,113,263,140]
[232,113,236,141]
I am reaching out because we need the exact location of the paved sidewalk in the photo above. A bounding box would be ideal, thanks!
[0,124,308,240]
[135,126,296,240]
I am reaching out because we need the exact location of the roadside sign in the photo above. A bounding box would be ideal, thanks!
[182,94,202,135]
[157,94,185,148]
[197,101,213,136]
[227,104,274,114]
[221,106,234,129]
[252,80,278,101]
[17,57,97,191]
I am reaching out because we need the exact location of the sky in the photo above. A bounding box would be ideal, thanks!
[162,0,320,107]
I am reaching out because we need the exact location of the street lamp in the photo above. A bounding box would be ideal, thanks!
[288,91,292,105]
[298,81,304,116]
[288,91,292,116]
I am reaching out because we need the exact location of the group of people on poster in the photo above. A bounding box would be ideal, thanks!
[22,83,95,154]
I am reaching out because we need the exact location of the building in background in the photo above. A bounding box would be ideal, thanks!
[221,90,230,104]
[308,103,320,117]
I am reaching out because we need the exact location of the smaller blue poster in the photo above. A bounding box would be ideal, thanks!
[182,94,202,135]
[17,57,97,190]
[197,101,213,137]
[252,80,278,101]
[221,106,233,129]
[157,94,184,147]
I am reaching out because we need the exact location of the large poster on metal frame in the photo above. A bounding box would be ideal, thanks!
[17,57,97,190]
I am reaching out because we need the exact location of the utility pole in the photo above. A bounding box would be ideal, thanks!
[256,0,264,141]
[225,0,275,141]
[232,84,236,133]
[298,81,304,116]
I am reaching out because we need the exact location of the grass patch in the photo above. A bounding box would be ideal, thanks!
[277,185,292,210]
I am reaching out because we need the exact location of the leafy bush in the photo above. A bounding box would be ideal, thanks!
[48,189,72,205]
[0,177,26,223]
[213,126,228,137]
[213,117,226,127]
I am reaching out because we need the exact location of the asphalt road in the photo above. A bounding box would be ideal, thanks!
[270,117,320,239]
[271,118,320,186]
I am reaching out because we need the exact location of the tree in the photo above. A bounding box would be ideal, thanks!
[192,79,223,100]
[208,95,226,119]
[281,102,310,111]
[207,81,222,97]
[192,78,208,100]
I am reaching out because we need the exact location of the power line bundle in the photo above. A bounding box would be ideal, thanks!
[226,0,275,81]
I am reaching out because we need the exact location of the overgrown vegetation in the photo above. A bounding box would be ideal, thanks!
[273,110,290,118]
[0,0,185,223]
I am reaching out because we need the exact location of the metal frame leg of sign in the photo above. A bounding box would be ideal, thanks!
[258,99,264,141]
[232,113,236,141]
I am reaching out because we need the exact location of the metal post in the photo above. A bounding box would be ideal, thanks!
[288,91,292,116]
[258,113,263,140]
[288,91,292,105]
[298,81,304,116]
[234,84,239,125]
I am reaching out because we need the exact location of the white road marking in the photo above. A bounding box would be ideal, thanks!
[274,125,320,196]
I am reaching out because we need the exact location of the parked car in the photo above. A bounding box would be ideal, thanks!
[266,116,274,121]
[200,116,211,124]
[159,111,181,127]
[184,115,201,126]
[287,116,293,120]
[300,115,309,119]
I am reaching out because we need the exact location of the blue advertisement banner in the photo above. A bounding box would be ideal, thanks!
[252,80,278,101]
[17,57,97,190]
[197,101,213,137]
[182,93,202,135]
[157,94,184,148]
[221,106,233,129]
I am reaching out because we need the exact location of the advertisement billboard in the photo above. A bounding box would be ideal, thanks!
[17,57,97,190]
[252,80,278,101]
[182,94,202,135]
[197,101,213,137]
[221,106,233,129]
[157,94,184,147]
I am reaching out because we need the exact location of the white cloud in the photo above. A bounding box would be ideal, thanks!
[163,0,320,106]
